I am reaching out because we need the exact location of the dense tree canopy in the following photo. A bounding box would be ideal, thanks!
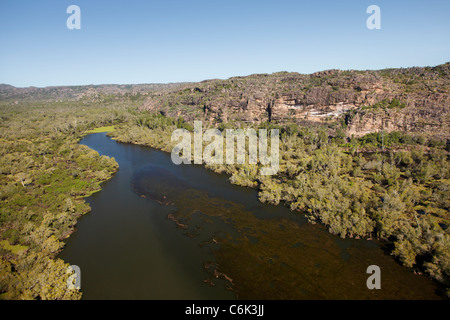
[0,98,127,299]
[110,113,450,295]
[1,91,448,298]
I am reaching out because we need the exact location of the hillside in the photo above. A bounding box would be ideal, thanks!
[0,83,188,102]
[139,63,450,140]
[1,63,449,299]
[2,63,448,141]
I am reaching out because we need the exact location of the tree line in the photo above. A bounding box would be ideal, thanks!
[0,97,133,299]
[1,95,448,298]
[109,112,449,296]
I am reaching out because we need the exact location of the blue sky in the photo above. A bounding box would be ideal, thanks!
[0,0,449,87]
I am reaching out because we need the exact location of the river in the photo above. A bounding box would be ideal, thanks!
[58,132,443,299]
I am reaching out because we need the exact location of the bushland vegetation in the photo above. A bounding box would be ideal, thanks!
[0,96,137,299]
[1,85,448,298]
[110,113,449,295]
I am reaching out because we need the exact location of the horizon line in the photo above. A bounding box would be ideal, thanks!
[2,61,448,89]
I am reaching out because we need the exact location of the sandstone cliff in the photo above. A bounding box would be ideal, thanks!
[140,63,449,139]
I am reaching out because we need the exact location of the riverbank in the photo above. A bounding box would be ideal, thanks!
[0,115,119,300]
[69,131,445,299]
[107,118,449,297]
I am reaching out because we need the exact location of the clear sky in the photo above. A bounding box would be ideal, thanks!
[1,0,449,87]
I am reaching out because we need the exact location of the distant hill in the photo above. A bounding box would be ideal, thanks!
[1,63,449,139]
[0,83,189,101]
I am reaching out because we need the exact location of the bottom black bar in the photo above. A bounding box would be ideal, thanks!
[1,299,446,319]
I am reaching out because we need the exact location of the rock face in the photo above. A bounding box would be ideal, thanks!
[346,103,449,138]
[140,63,450,139]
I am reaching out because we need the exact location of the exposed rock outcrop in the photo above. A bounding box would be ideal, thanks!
[140,63,449,139]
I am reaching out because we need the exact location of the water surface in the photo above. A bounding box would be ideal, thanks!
[59,133,443,299]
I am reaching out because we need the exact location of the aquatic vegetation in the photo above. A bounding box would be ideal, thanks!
[130,163,444,299]
[1,86,448,298]
[110,112,450,295]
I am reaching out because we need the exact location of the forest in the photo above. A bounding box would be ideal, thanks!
[0,95,134,299]
[0,82,448,299]
[109,112,450,296]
